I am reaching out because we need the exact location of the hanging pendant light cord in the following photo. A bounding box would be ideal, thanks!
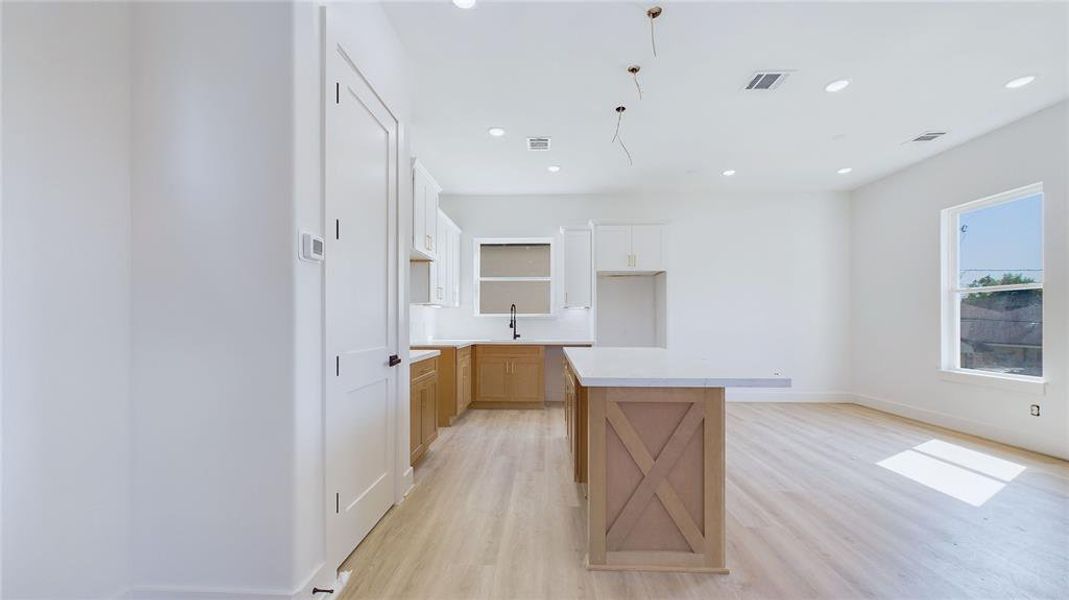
[650,19,658,57]
[617,137,634,167]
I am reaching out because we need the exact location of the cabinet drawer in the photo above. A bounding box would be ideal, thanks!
[475,345,544,358]
[411,357,438,381]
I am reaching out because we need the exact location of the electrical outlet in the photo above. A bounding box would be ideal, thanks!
[1030,404,1040,417]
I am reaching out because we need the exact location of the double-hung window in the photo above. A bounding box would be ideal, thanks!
[942,183,1044,381]
[474,238,554,316]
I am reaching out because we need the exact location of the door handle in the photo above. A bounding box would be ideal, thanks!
[388,354,402,367]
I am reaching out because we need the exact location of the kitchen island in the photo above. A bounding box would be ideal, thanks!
[563,347,790,573]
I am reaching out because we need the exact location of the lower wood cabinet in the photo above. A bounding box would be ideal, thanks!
[473,345,545,408]
[412,345,473,426]
[410,356,439,466]
[457,346,473,413]
[563,360,587,483]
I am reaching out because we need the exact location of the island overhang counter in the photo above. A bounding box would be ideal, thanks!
[562,347,791,574]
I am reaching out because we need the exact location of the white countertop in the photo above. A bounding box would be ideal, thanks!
[412,339,595,349]
[409,349,440,363]
[563,347,792,389]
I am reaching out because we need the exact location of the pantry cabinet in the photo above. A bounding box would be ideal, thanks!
[593,222,665,273]
[411,159,441,261]
[561,227,592,308]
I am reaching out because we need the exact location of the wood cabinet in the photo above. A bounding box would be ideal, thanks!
[594,223,665,273]
[410,356,439,466]
[457,346,473,413]
[411,159,441,261]
[473,345,545,408]
[563,359,588,483]
[412,345,473,427]
[562,227,592,308]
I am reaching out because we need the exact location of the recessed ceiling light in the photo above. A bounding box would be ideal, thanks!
[721,169,736,177]
[547,165,561,173]
[452,0,477,9]
[1004,75,1036,89]
[487,127,505,137]
[825,79,851,93]
[837,167,853,174]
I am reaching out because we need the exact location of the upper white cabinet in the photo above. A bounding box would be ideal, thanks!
[594,223,665,273]
[561,227,592,308]
[412,210,461,307]
[411,159,441,261]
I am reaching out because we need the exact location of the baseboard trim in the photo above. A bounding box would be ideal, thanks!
[851,392,1068,461]
[726,389,853,403]
[123,563,340,600]
[123,584,293,599]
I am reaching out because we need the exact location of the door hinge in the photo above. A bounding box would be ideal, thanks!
[335,219,340,240]
[335,492,340,514]
[335,355,340,376]
[335,82,340,104]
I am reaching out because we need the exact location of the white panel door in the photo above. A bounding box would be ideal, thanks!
[595,225,630,271]
[630,224,664,271]
[325,38,398,570]
[563,228,592,307]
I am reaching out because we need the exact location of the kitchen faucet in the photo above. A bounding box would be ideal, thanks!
[509,303,521,340]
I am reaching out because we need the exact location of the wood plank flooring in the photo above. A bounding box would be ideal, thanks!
[340,403,1068,599]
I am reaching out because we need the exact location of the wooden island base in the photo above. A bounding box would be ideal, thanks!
[584,383,726,573]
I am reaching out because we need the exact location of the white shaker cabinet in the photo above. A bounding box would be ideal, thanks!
[412,210,461,307]
[562,227,592,308]
[593,223,666,273]
[594,225,631,272]
[630,224,664,272]
[411,159,440,261]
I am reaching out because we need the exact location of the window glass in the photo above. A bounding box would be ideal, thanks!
[479,281,551,315]
[958,193,1043,288]
[475,240,553,315]
[960,289,1042,377]
[480,244,551,278]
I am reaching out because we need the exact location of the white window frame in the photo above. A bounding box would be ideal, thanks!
[473,237,556,317]
[939,182,1045,393]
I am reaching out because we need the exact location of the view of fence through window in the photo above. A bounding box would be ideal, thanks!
[956,191,1043,377]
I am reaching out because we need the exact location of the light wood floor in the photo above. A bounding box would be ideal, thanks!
[340,403,1068,599]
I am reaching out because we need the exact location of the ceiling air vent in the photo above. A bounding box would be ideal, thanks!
[526,137,551,151]
[911,131,947,142]
[744,71,791,90]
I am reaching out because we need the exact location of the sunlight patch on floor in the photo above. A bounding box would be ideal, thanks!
[877,439,1026,507]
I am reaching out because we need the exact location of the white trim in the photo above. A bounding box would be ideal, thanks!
[726,390,854,403]
[852,393,1067,461]
[940,182,1044,374]
[473,236,556,317]
[938,368,1046,395]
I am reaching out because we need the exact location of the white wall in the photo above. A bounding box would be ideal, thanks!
[2,2,133,596]
[439,192,853,399]
[1,1,412,596]
[850,101,1068,459]
[129,2,299,594]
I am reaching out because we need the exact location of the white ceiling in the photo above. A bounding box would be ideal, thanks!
[383,1,1068,195]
